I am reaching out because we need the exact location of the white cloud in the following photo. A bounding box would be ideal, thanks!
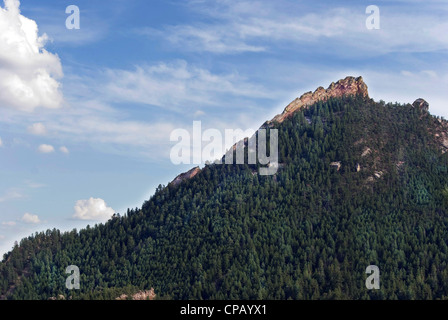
[59,146,69,154]
[73,197,115,221]
[148,1,448,56]
[194,110,205,117]
[145,25,265,54]
[50,115,178,150]
[25,180,46,188]
[21,212,40,224]
[0,0,63,112]
[100,60,272,108]
[0,55,278,160]
[18,59,274,159]
[1,221,16,226]
[37,144,54,153]
[143,5,355,53]
[27,122,47,135]
[0,137,2,147]
[0,188,23,202]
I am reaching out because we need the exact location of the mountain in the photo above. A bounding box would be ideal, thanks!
[2,76,448,300]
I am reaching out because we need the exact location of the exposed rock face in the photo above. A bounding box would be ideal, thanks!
[361,147,372,157]
[116,288,156,300]
[265,76,369,125]
[442,137,448,153]
[169,166,201,187]
[330,161,342,171]
[374,171,384,179]
[435,119,448,154]
[413,98,429,112]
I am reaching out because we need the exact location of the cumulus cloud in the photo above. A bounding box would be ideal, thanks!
[59,146,69,154]
[37,144,54,153]
[21,212,40,224]
[27,122,47,135]
[0,0,63,112]
[73,197,115,221]
[0,137,2,147]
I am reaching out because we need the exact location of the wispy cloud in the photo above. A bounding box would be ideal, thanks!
[53,117,177,150]
[59,146,69,154]
[25,180,46,189]
[1,221,16,227]
[97,60,274,109]
[13,60,276,158]
[144,1,448,56]
[0,189,24,203]
[139,25,266,54]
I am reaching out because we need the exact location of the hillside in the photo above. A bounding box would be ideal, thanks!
[2,76,448,300]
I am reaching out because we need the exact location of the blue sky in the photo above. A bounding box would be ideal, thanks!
[0,0,447,256]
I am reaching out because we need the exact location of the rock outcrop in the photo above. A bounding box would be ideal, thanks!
[330,161,342,171]
[413,98,429,112]
[116,288,156,300]
[264,76,369,126]
[169,166,201,187]
[435,119,448,154]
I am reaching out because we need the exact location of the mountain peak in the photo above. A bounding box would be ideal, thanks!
[266,76,369,125]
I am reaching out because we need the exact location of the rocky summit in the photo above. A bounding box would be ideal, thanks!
[265,76,369,125]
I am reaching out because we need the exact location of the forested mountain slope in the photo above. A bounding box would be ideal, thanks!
[2,77,448,300]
